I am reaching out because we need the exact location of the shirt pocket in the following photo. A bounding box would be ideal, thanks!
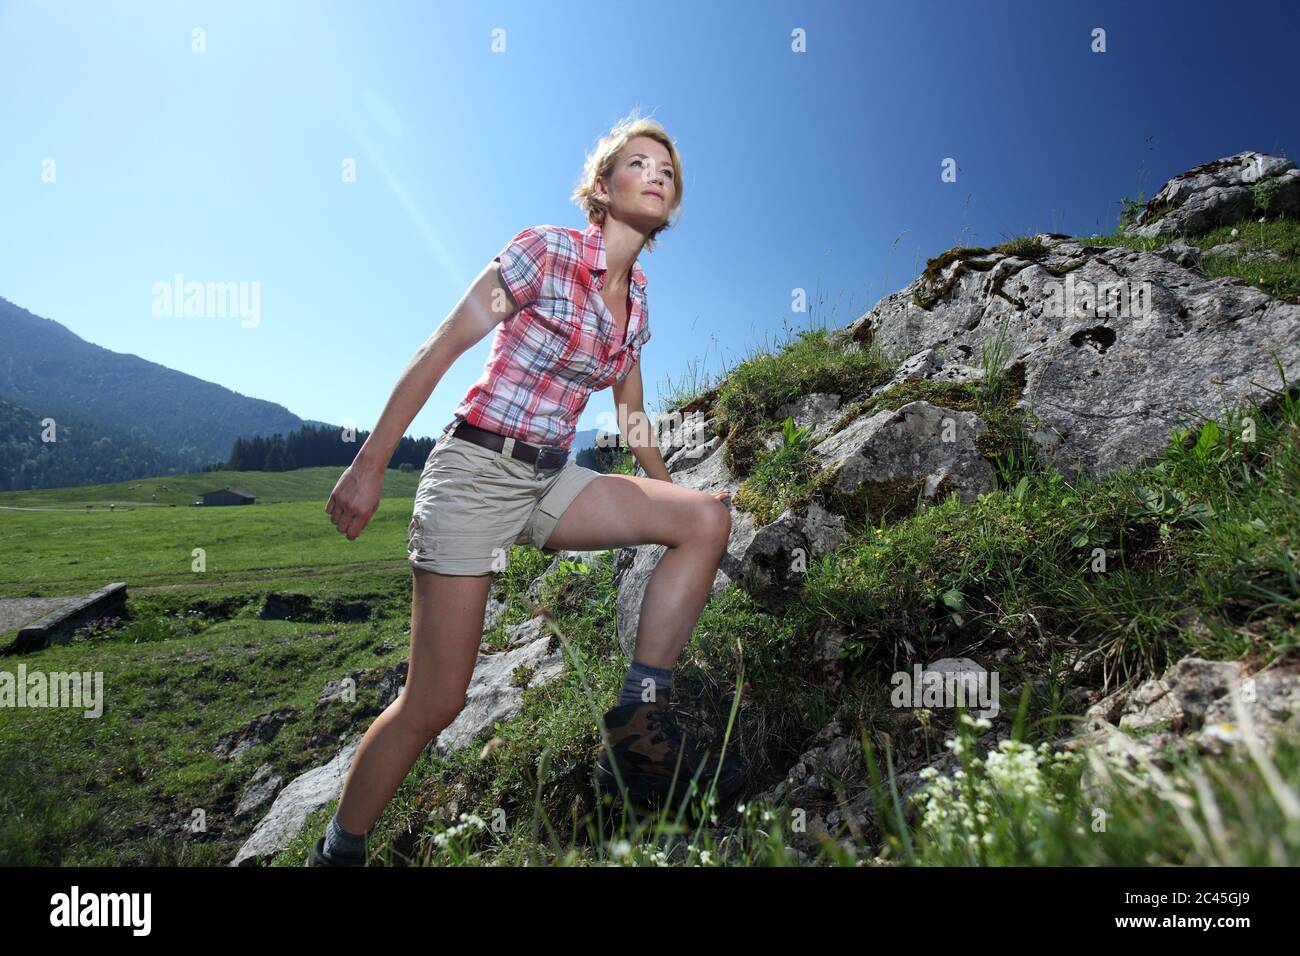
[562,309,610,384]
[526,296,578,364]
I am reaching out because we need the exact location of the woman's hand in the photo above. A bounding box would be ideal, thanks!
[326,462,385,541]
[712,488,731,503]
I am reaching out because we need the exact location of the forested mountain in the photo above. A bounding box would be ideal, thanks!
[0,296,441,489]
[0,391,181,491]
[0,295,307,469]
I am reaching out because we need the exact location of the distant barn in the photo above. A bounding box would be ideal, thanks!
[199,488,257,506]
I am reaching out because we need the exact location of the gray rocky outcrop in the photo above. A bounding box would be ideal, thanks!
[1068,656,1300,777]
[237,621,565,864]
[837,231,1298,480]
[813,400,996,504]
[230,735,361,866]
[1122,151,1299,239]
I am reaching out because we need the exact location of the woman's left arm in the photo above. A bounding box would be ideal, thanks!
[612,360,730,501]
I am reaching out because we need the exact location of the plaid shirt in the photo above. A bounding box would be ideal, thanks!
[451,222,652,450]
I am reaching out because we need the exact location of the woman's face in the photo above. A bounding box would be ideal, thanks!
[599,135,676,228]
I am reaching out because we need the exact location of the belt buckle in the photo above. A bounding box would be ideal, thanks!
[534,447,564,476]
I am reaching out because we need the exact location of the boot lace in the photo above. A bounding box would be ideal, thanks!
[644,705,684,746]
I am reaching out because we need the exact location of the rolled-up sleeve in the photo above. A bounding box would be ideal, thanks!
[494,226,550,310]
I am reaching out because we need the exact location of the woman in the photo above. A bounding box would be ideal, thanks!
[311,113,740,866]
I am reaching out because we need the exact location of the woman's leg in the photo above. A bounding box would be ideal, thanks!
[332,568,494,835]
[538,474,731,667]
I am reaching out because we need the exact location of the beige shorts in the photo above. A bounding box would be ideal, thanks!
[407,424,603,576]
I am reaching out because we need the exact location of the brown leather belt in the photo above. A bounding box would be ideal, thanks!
[443,417,569,473]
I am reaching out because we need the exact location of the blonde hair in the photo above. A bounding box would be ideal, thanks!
[571,110,683,252]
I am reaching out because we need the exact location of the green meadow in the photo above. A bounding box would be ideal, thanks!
[0,467,421,595]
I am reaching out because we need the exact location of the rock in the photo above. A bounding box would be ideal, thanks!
[614,442,743,656]
[524,551,603,607]
[813,400,996,506]
[1156,240,1201,268]
[9,583,128,653]
[234,626,569,864]
[870,348,986,400]
[1122,151,1299,238]
[753,701,1004,849]
[731,504,849,611]
[618,394,973,648]
[848,233,1300,481]
[654,409,718,462]
[810,626,848,691]
[755,704,861,808]
[771,393,843,445]
[429,633,566,756]
[212,708,296,761]
[1204,240,1284,262]
[234,762,283,819]
[484,589,508,632]
[923,657,996,716]
[318,671,366,705]
[1071,656,1300,783]
[329,600,372,622]
[666,434,723,472]
[802,502,849,560]
[229,736,361,866]
[504,616,546,648]
[1198,666,1300,755]
[377,660,408,710]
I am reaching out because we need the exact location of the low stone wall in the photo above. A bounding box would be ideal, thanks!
[6,583,128,654]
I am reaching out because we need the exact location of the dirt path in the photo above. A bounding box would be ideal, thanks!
[3,562,411,607]
[132,561,412,593]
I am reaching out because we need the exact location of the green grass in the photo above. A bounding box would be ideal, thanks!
[0,493,419,598]
[0,461,425,599]
[729,309,1041,531]
[4,373,1296,865]
[0,602,408,864]
[707,327,902,479]
[0,464,421,509]
[1076,214,1300,303]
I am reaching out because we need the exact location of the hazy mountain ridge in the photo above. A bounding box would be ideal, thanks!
[0,295,307,470]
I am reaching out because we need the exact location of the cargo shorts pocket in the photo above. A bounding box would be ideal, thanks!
[425,437,482,480]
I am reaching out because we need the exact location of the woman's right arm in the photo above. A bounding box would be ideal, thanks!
[325,262,520,541]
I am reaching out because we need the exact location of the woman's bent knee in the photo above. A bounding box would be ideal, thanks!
[697,497,732,544]
[393,696,464,742]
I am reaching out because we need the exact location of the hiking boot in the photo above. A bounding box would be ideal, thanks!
[595,700,746,808]
[304,835,364,867]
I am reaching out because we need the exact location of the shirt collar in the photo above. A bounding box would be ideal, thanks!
[580,221,648,292]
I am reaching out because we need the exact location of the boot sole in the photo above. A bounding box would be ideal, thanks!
[596,756,746,807]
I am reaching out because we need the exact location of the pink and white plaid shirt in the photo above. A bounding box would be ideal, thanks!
[451,221,652,451]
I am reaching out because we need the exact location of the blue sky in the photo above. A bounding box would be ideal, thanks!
[2,0,1296,444]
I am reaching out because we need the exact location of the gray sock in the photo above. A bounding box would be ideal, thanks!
[619,659,673,707]
[323,814,366,862]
